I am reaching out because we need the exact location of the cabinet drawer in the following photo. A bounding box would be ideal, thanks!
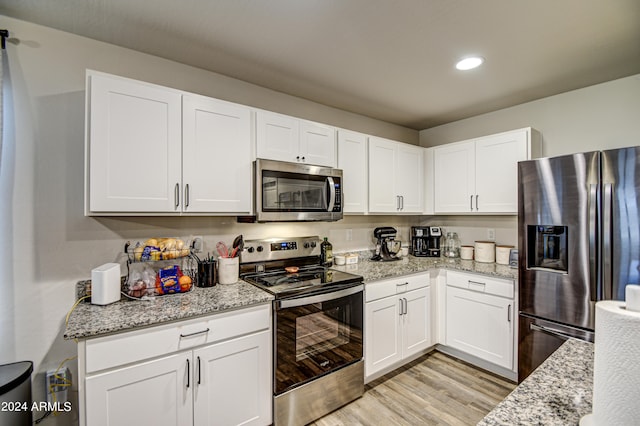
[446,270,513,298]
[85,304,270,373]
[365,273,429,302]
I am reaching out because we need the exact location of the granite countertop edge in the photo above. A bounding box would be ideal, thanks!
[64,280,274,341]
[478,338,594,425]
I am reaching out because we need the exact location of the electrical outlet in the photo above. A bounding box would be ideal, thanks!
[346,229,353,241]
[192,236,204,252]
[46,367,71,404]
[487,228,496,241]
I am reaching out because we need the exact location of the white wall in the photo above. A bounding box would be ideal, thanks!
[0,16,419,424]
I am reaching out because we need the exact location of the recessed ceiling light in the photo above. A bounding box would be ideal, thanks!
[456,56,484,71]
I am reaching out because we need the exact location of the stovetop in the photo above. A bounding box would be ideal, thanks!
[242,265,363,298]
[239,236,363,299]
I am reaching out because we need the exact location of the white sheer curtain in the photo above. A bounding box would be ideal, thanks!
[0,44,4,166]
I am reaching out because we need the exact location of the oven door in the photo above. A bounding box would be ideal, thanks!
[256,158,343,222]
[273,284,363,395]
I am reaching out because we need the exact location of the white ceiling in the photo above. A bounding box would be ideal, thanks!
[1,0,639,130]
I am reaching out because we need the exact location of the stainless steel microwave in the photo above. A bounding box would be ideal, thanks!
[255,159,343,222]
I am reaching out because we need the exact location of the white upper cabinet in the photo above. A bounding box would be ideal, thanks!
[368,136,423,213]
[86,71,253,215]
[433,128,540,214]
[256,110,336,167]
[182,94,252,214]
[423,147,435,215]
[474,129,528,213]
[337,130,368,213]
[433,140,476,213]
[300,121,337,166]
[87,72,182,213]
[255,111,299,162]
[396,142,425,212]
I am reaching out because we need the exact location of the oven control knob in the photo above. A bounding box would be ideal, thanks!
[310,241,317,248]
[256,245,264,252]
[304,242,310,249]
[247,246,255,253]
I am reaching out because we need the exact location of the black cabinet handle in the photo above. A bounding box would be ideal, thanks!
[186,358,190,388]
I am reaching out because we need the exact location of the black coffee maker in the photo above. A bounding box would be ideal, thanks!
[411,226,442,257]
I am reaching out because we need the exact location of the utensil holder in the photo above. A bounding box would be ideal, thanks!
[197,260,217,287]
[218,257,239,285]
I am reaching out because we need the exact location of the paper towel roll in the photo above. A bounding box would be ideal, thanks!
[584,300,640,425]
[626,285,640,312]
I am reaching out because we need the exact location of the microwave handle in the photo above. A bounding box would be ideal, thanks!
[327,177,336,212]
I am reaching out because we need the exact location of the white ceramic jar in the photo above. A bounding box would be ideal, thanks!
[495,245,515,265]
[474,241,496,263]
[460,245,474,260]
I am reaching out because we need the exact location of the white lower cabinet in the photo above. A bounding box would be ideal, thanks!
[80,305,272,426]
[445,270,515,370]
[86,352,192,426]
[193,332,271,426]
[364,274,432,379]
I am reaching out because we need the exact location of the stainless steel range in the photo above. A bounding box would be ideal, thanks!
[240,236,364,426]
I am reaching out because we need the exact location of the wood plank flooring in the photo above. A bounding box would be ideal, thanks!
[311,351,516,426]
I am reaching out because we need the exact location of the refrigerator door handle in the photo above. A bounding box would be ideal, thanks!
[602,183,613,300]
[589,184,600,302]
[530,323,595,341]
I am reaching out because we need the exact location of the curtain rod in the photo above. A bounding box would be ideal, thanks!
[0,30,9,49]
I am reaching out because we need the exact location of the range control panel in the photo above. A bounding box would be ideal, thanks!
[240,236,321,263]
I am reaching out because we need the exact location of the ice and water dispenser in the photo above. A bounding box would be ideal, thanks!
[527,225,568,272]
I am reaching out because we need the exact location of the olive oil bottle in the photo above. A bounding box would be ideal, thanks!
[320,237,333,266]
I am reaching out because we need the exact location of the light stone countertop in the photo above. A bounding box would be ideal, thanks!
[332,251,518,282]
[478,338,594,425]
[64,280,274,340]
[65,253,515,341]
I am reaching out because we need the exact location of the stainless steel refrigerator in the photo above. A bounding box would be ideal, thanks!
[517,147,640,382]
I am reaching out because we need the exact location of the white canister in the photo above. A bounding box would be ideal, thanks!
[334,255,346,266]
[460,245,474,260]
[495,245,515,265]
[218,257,239,284]
[474,241,496,263]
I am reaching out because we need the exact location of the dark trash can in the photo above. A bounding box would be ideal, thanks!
[0,361,33,426]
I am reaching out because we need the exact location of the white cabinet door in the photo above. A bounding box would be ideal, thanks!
[433,140,475,213]
[445,286,514,369]
[402,287,432,358]
[337,130,368,213]
[256,111,299,163]
[300,120,336,167]
[365,295,402,376]
[368,137,398,213]
[475,129,528,213]
[423,147,435,215]
[193,330,271,426]
[396,143,424,213]
[85,352,192,426]
[182,95,252,214]
[88,73,182,213]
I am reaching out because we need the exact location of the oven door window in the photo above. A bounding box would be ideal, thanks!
[274,290,363,395]
[262,171,329,212]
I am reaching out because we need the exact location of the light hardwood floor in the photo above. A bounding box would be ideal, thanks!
[311,351,516,426]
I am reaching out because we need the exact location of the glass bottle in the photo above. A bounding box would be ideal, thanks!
[320,237,333,266]
[444,232,461,258]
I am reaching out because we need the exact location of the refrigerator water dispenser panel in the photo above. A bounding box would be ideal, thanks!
[527,225,568,272]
